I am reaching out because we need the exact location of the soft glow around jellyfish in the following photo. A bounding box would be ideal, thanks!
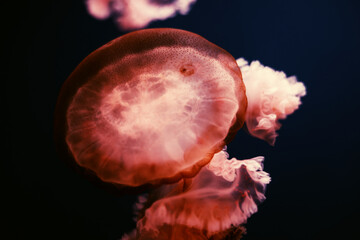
[85,0,197,30]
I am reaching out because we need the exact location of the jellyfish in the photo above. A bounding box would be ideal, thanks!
[85,0,198,30]
[54,28,305,239]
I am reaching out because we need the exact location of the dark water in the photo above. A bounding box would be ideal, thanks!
[4,0,360,239]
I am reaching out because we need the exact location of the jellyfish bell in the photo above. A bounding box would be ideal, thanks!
[54,28,247,188]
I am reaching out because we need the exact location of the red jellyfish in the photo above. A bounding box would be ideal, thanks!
[55,28,247,188]
[55,28,302,239]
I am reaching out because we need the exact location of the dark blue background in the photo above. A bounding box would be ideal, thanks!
[4,0,360,239]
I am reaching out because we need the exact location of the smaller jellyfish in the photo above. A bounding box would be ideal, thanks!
[123,150,270,240]
[85,0,197,30]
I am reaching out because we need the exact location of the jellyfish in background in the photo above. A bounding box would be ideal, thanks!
[54,28,305,239]
[86,0,197,30]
